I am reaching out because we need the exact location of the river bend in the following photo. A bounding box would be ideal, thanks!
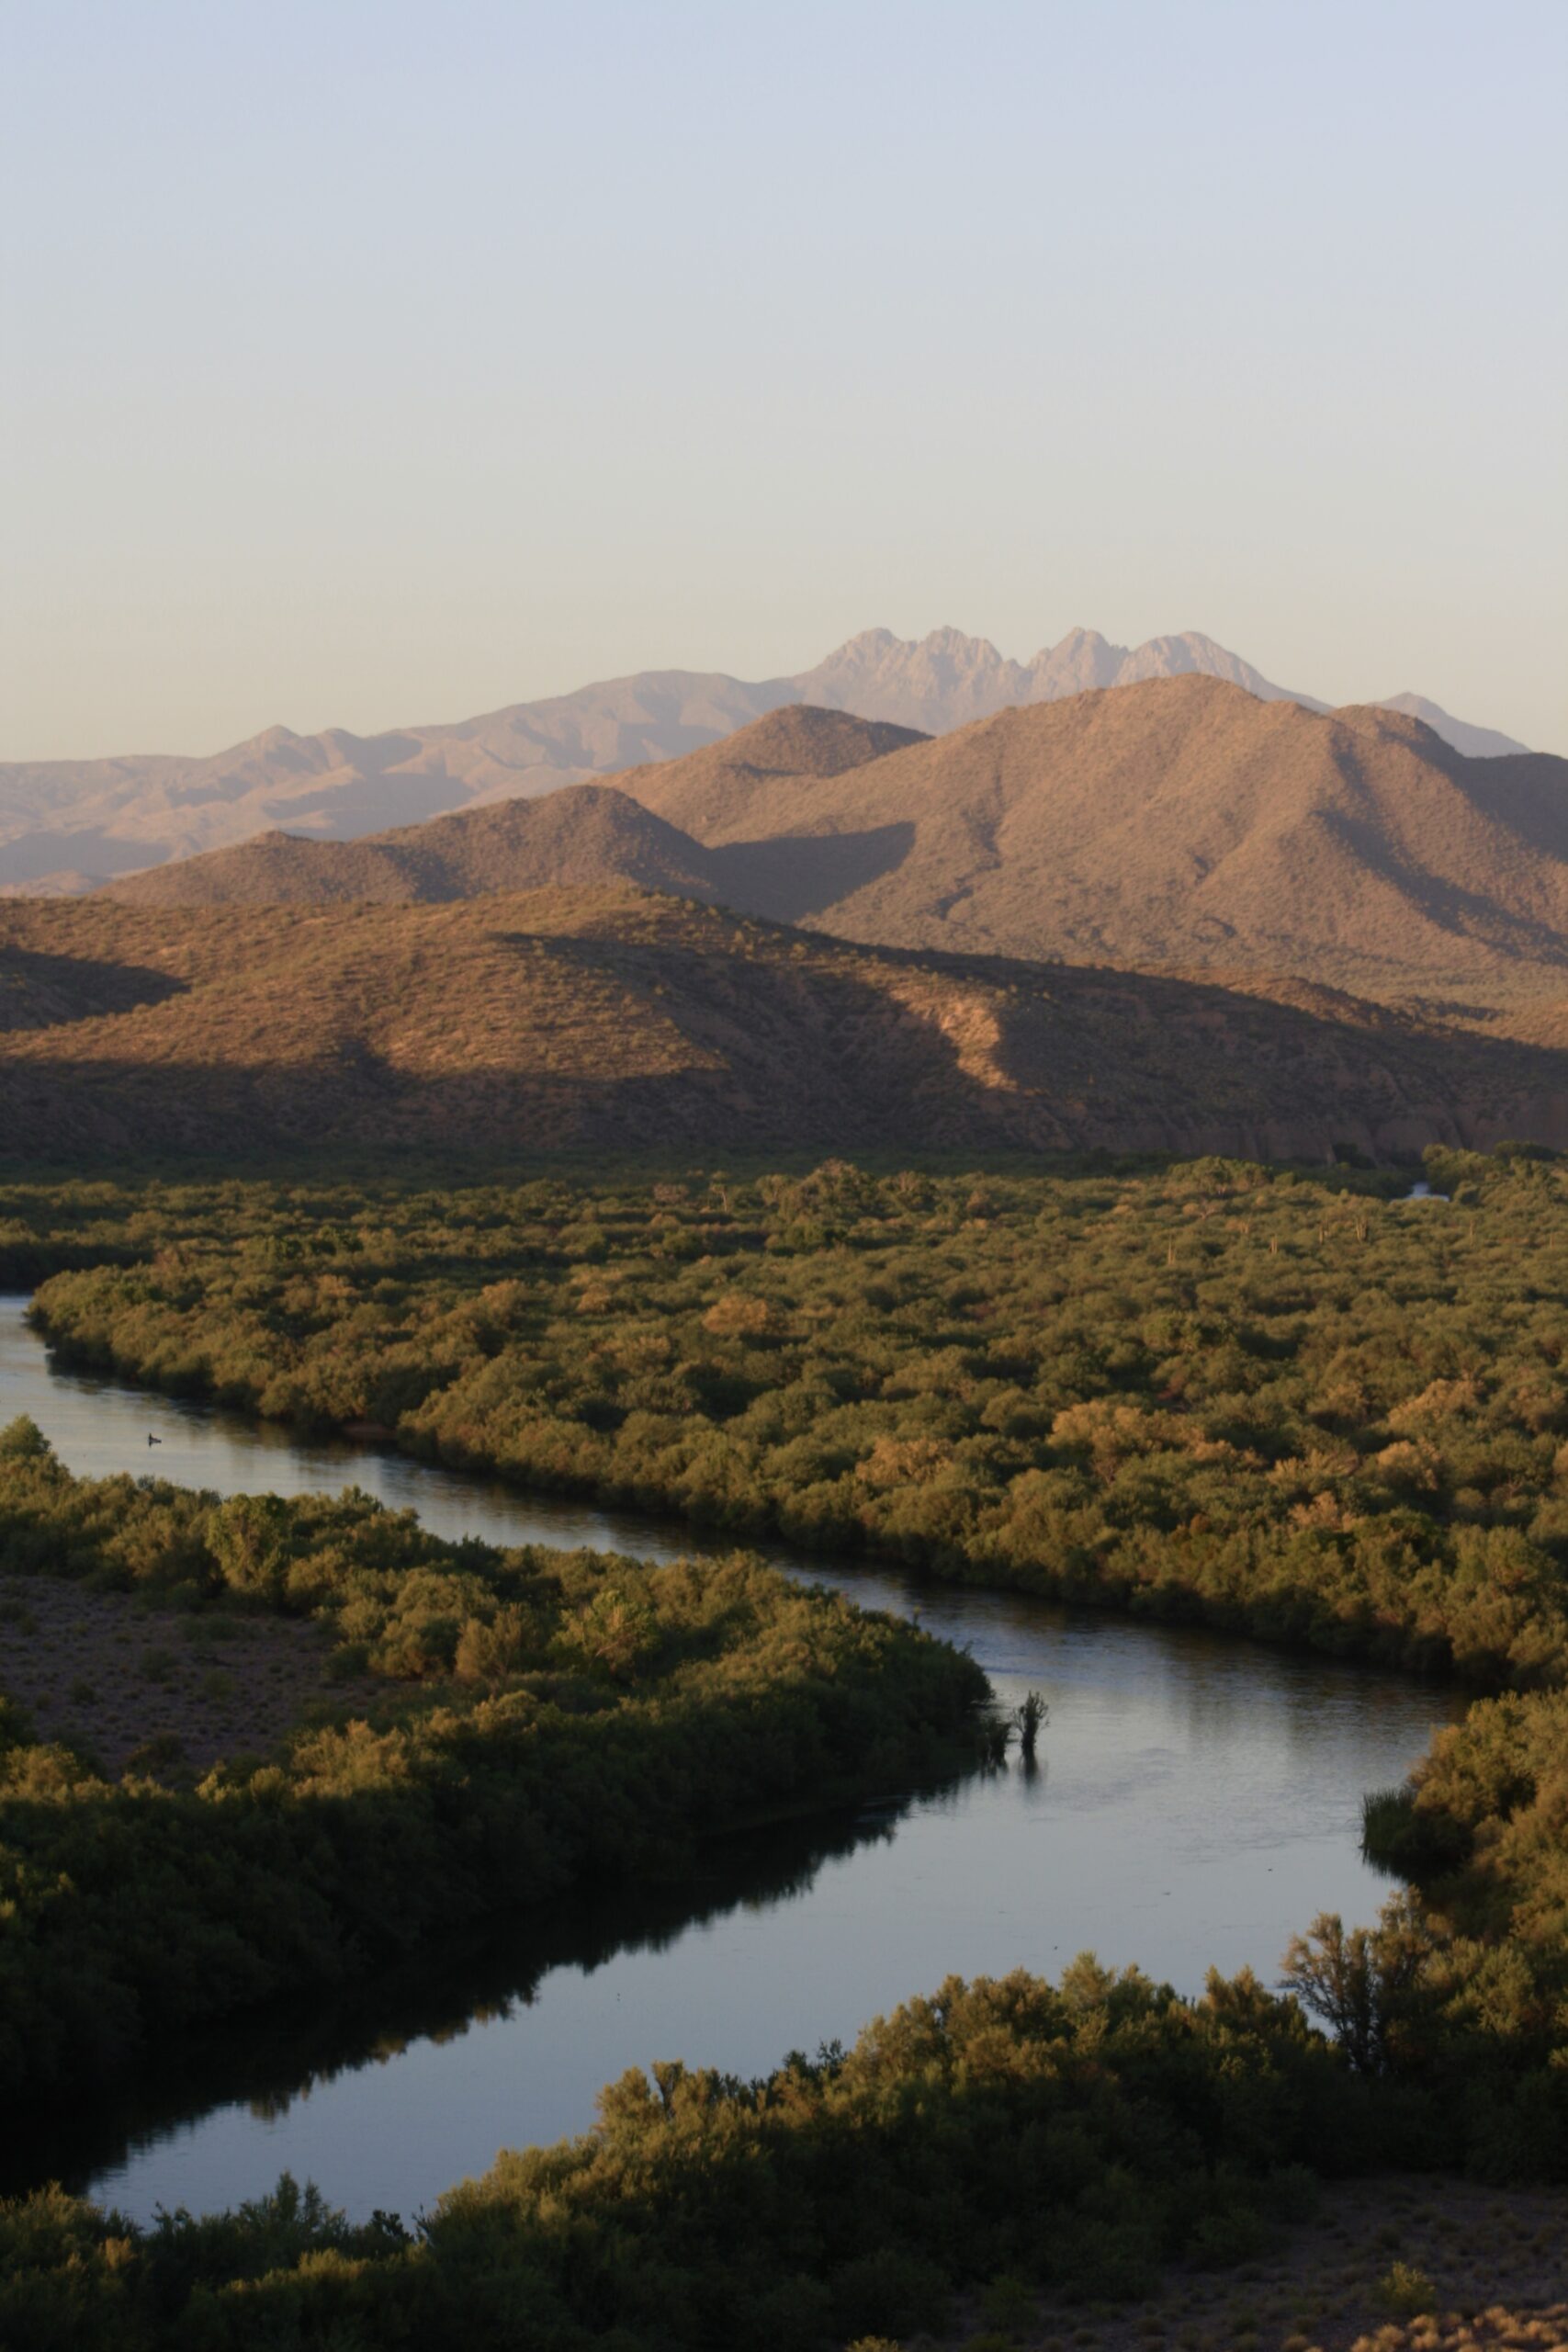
[0,1298,1459,2223]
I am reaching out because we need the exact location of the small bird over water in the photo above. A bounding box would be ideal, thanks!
[147,1433,161,1446]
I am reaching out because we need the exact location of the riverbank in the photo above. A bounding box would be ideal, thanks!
[0,1431,987,2101]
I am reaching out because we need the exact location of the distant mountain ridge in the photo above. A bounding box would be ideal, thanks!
[0,672,795,893]
[0,628,1529,892]
[792,625,1319,733]
[106,683,1568,1014]
[1375,694,1532,763]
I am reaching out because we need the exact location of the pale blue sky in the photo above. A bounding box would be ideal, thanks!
[3,0,1564,758]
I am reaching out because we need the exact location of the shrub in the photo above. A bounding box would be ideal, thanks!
[1376,2258,1438,2315]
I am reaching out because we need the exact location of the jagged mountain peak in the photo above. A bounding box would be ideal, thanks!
[791,624,1309,731]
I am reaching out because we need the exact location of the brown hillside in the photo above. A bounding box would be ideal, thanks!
[616,676,1568,1006]
[610,706,927,839]
[99,786,723,909]
[1,888,1564,1161]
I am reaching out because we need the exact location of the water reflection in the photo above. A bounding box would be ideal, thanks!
[0,1298,1461,2223]
[4,1796,907,2205]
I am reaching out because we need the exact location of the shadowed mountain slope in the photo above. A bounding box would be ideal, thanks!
[2,888,1566,1161]
[615,677,1568,1007]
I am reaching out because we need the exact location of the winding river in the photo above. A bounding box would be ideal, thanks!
[0,1296,1461,2225]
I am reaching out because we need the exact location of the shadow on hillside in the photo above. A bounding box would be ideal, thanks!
[5,1793,918,2206]
[1317,804,1568,969]
[6,932,1568,1159]
[705,822,915,922]
[1443,749,1568,867]
[0,946,187,1033]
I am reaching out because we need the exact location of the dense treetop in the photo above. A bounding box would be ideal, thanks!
[16,1146,1568,1681]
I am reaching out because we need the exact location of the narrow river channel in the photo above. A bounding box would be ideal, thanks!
[0,1296,1461,2225]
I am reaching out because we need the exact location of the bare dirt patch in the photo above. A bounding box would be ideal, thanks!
[925,2176,1567,2352]
[0,1574,356,1776]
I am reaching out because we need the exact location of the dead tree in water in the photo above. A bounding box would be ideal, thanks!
[1014,1690,1048,1757]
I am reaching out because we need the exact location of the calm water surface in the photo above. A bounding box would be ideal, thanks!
[0,1297,1461,2223]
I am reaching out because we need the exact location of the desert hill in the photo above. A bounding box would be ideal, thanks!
[100,785,728,910]
[0,628,1527,893]
[615,677,1568,1007]
[103,684,1568,1009]
[590,707,926,842]
[2,886,1565,1161]
[97,711,919,911]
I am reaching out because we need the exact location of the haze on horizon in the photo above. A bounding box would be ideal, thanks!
[2,0,1564,763]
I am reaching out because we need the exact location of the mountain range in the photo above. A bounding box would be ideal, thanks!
[0,628,1529,894]
[106,681,1568,1012]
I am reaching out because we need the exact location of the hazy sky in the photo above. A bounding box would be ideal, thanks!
[3,0,1564,760]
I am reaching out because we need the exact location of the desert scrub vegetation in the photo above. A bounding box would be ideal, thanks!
[0,1419,987,2099]
[13,1143,1568,1682]
[6,2102,1566,2352]
[6,1983,1566,2352]
[0,1963,1413,2349]
[4,1146,1568,2337]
